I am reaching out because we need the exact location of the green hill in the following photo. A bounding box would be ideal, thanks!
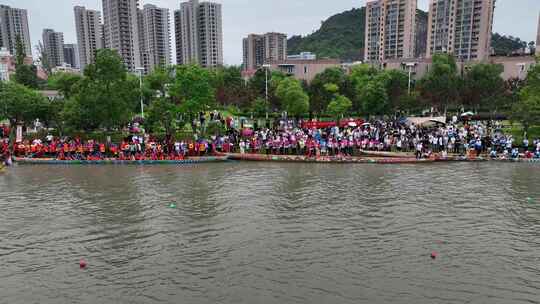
[287,8,365,62]
[288,8,531,61]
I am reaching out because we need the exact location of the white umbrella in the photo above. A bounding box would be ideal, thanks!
[461,112,474,117]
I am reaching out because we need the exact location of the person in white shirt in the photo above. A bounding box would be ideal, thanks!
[523,138,529,152]
[506,138,513,152]
[416,142,423,159]
[239,141,246,154]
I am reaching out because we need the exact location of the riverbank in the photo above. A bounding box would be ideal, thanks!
[10,153,540,166]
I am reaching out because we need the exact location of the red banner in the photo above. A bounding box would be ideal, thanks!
[301,119,365,129]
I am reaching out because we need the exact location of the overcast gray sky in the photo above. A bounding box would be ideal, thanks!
[3,0,539,65]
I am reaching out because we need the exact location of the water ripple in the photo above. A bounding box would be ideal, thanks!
[0,163,539,303]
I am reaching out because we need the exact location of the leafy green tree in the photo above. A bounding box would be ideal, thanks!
[323,83,339,94]
[205,120,226,137]
[461,63,505,111]
[212,66,253,109]
[248,69,287,111]
[360,80,388,117]
[12,35,39,89]
[169,65,215,116]
[528,41,536,55]
[14,35,26,66]
[0,82,46,126]
[251,97,270,118]
[327,95,352,121]
[48,72,82,99]
[275,77,310,118]
[512,60,540,134]
[145,97,180,135]
[248,69,268,97]
[397,92,423,114]
[0,82,48,144]
[376,69,409,112]
[33,98,65,132]
[308,67,351,114]
[491,33,529,56]
[69,49,139,131]
[347,64,400,116]
[349,64,379,111]
[512,95,540,135]
[349,64,379,87]
[417,53,461,114]
[61,99,86,132]
[13,65,39,89]
[506,77,525,107]
[144,65,174,98]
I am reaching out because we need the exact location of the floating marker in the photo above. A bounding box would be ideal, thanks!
[79,259,87,269]
[169,203,177,209]
[527,197,533,203]
[431,251,438,260]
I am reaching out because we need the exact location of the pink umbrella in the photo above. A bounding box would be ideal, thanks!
[242,129,254,137]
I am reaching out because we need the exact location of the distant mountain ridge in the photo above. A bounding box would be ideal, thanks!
[287,8,532,61]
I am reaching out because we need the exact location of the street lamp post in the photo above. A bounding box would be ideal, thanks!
[405,62,417,95]
[135,67,145,118]
[516,63,526,80]
[262,64,272,122]
[262,64,271,102]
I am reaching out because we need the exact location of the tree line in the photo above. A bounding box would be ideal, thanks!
[1,47,540,139]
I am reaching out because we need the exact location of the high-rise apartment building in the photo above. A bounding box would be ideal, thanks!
[74,6,104,71]
[426,0,496,61]
[63,44,79,68]
[42,29,65,68]
[243,32,287,70]
[0,5,32,57]
[102,0,141,71]
[174,2,198,66]
[536,13,540,56]
[140,4,171,74]
[0,47,11,81]
[364,0,417,62]
[264,32,287,64]
[243,34,264,70]
[415,10,428,58]
[175,0,223,67]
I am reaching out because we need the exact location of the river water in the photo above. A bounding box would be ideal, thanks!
[0,162,539,304]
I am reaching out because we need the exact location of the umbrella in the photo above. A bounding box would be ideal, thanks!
[242,128,254,137]
[428,119,446,126]
[348,122,358,127]
[461,111,474,117]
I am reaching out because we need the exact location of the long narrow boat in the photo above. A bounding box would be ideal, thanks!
[13,156,229,165]
[224,153,436,164]
[492,158,540,163]
[358,150,416,158]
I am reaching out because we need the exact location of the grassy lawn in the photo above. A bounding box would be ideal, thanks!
[504,122,540,143]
